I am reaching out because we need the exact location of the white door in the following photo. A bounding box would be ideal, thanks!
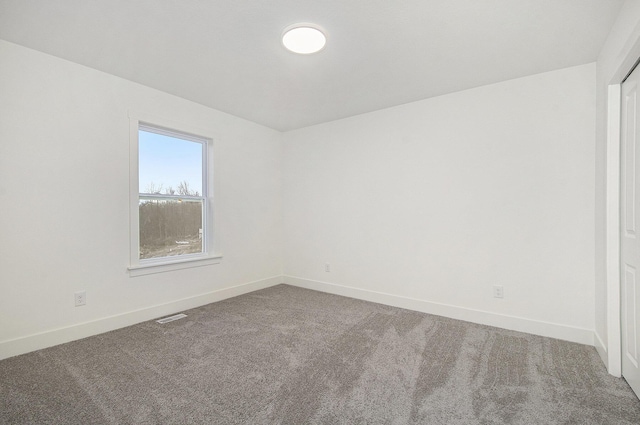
[621,63,640,398]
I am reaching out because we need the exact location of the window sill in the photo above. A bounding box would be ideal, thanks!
[128,254,222,277]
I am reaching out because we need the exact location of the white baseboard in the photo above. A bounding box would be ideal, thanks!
[284,276,595,346]
[594,330,608,370]
[2,275,597,361]
[0,276,283,361]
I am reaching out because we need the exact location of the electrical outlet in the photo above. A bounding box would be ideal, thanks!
[324,263,331,272]
[493,285,504,299]
[75,291,86,307]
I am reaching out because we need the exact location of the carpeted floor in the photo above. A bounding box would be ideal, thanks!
[1,284,639,424]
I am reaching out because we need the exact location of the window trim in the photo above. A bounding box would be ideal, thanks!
[128,111,221,276]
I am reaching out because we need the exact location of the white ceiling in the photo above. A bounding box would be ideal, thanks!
[0,0,625,131]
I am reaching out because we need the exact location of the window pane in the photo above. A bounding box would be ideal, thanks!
[139,130,202,196]
[139,199,203,259]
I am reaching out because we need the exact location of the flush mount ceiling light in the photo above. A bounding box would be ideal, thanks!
[282,23,326,54]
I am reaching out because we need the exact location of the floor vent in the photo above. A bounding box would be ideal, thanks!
[156,313,187,324]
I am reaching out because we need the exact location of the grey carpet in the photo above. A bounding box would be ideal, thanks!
[1,284,639,425]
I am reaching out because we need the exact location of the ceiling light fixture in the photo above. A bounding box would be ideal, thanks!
[282,23,326,54]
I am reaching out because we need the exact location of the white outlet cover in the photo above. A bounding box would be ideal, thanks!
[493,286,504,298]
[74,291,86,306]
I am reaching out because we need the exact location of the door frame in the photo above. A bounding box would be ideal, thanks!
[605,25,640,378]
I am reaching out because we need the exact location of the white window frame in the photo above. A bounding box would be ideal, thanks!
[128,112,221,276]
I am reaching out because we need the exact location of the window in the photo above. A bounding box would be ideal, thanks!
[128,113,220,275]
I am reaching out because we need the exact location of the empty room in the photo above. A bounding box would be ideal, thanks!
[2,0,640,423]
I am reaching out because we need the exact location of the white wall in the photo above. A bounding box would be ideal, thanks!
[0,40,283,359]
[0,35,602,360]
[283,64,596,344]
[594,0,640,373]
